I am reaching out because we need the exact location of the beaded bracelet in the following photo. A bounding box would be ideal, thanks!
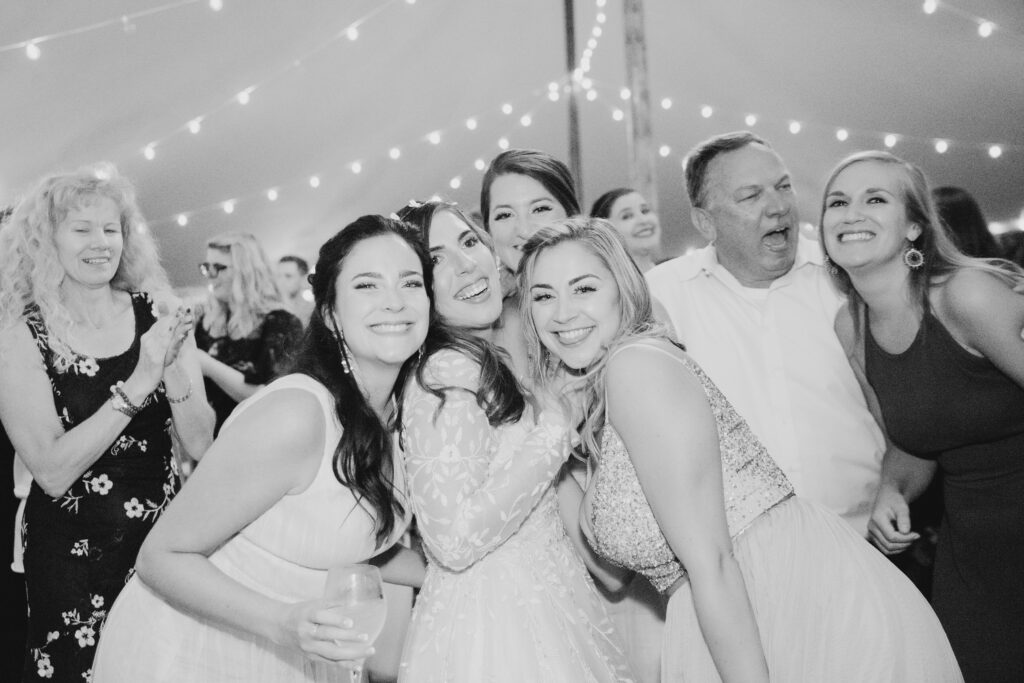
[164,378,193,404]
[109,383,142,418]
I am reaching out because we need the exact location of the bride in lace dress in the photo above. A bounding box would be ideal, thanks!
[394,201,633,683]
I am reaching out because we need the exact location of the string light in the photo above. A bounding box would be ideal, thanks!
[978,21,994,38]
[427,131,442,145]
[659,145,671,157]
[745,114,758,126]
[923,0,937,15]
[620,87,631,100]
[143,144,156,160]
[309,175,320,188]
[788,121,802,134]
[346,26,359,41]
[389,147,401,160]
[350,161,362,174]
[597,12,606,23]
[884,134,898,148]
[209,0,223,11]
[661,98,672,110]
[835,128,849,141]
[449,176,461,190]
[934,139,949,153]
[700,105,713,118]
[612,108,624,121]
[465,118,478,130]
[222,200,234,214]
[266,188,278,201]
[474,159,486,171]
[586,89,597,101]
[520,114,532,127]
[989,145,1003,159]
[25,42,41,60]
[498,137,510,150]
[501,103,513,115]
[548,90,560,102]
[236,88,253,105]
[188,118,202,134]
[176,214,188,226]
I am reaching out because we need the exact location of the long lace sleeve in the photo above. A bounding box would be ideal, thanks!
[402,350,570,572]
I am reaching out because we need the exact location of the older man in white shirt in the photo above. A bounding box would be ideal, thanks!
[646,131,884,536]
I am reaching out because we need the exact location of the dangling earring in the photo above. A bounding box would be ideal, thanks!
[417,345,425,363]
[824,254,840,277]
[903,243,925,270]
[331,318,352,374]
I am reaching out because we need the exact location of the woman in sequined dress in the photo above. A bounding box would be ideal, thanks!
[0,164,214,682]
[518,217,962,683]
[392,200,633,682]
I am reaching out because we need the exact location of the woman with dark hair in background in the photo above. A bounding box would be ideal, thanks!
[590,188,662,273]
[480,150,665,682]
[0,164,213,681]
[93,216,430,682]
[821,151,1024,682]
[932,186,1002,260]
[195,231,303,435]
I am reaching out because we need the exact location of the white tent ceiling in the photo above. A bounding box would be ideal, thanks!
[2,0,1022,288]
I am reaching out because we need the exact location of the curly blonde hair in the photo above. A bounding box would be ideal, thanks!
[0,163,168,362]
[199,231,284,339]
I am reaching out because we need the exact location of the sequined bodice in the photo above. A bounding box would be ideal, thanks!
[588,347,793,593]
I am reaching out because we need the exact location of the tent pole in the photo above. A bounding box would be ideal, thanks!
[563,0,583,200]
[623,0,657,211]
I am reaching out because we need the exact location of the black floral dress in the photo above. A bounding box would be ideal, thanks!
[21,292,180,682]
[195,308,302,435]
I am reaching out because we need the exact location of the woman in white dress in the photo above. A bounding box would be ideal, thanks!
[393,200,633,682]
[518,217,962,683]
[92,216,431,682]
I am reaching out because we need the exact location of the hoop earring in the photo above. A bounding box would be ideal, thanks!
[903,245,924,270]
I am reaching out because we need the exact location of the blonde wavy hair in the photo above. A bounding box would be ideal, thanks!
[517,217,670,460]
[0,163,168,363]
[199,231,283,339]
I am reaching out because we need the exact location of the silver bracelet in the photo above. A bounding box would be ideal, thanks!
[164,378,193,404]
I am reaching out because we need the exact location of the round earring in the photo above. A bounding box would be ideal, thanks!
[903,245,924,270]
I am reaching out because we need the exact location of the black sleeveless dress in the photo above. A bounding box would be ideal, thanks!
[21,292,181,682]
[865,308,1024,683]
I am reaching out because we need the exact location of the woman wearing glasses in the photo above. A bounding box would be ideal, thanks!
[195,232,304,435]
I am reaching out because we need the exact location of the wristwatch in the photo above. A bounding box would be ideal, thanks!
[109,385,141,418]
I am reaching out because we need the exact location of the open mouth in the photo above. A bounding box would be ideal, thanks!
[837,231,874,243]
[633,225,657,239]
[555,326,594,345]
[456,279,489,301]
[762,226,790,249]
[82,257,111,265]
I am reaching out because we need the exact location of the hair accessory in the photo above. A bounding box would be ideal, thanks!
[336,334,352,374]
[406,199,423,208]
[389,213,401,221]
[163,378,193,404]
[903,245,925,270]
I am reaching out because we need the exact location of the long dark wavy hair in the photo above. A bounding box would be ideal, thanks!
[292,215,434,547]
[396,200,525,426]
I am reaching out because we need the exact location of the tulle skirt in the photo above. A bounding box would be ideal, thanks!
[399,523,633,682]
[662,497,963,682]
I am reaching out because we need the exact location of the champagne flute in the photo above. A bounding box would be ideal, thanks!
[324,563,387,683]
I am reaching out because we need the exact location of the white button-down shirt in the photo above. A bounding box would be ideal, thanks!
[646,236,883,535]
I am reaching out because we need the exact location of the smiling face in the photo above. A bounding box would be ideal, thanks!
[607,191,661,256]
[487,173,570,271]
[821,160,921,273]
[697,143,798,287]
[428,210,502,330]
[332,233,430,372]
[528,241,621,370]
[54,195,124,291]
